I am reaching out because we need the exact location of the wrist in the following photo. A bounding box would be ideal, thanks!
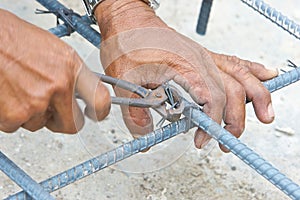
[94,0,166,38]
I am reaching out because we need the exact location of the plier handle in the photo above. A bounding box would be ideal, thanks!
[96,73,185,122]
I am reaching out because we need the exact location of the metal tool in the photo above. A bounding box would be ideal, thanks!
[94,74,185,123]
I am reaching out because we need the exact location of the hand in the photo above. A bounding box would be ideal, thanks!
[0,9,111,133]
[95,0,277,152]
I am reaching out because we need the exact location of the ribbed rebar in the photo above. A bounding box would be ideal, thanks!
[37,0,101,47]
[263,67,300,92]
[48,24,71,38]
[241,0,300,40]
[6,118,193,200]
[0,152,55,200]
[48,15,93,38]
[182,104,300,200]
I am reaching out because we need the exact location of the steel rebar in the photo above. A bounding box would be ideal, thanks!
[6,118,193,200]
[183,104,300,199]
[196,0,214,35]
[0,152,55,200]
[37,0,101,47]
[241,0,300,40]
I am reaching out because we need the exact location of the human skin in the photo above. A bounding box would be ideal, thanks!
[94,0,278,152]
[0,9,111,134]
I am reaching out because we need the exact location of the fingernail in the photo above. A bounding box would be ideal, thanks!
[268,103,275,119]
[267,67,279,75]
[200,138,210,149]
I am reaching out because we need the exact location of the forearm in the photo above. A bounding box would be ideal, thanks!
[94,0,167,39]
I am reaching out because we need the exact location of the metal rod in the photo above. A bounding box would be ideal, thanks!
[7,66,300,200]
[97,73,149,97]
[0,152,55,200]
[196,0,214,35]
[6,118,193,200]
[241,0,300,40]
[182,103,300,200]
[36,0,101,47]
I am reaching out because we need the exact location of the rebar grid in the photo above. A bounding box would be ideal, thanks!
[36,0,101,47]
[6,66,300,200]
[5,119,193,200]
[2,0,300,199]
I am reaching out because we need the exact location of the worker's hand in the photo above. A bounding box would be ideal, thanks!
[0,9,111,133]
[95,0,277,152]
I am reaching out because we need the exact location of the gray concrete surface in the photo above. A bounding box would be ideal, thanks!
[0,0,300,199]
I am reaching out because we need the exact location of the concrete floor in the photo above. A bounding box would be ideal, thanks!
[1,0,300,199]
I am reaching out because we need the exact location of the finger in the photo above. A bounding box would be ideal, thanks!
[240,61,278,81]
[193,93,225,149]
[0,123,20,133]
[121,103,153,153]
[118,92,154,137]
[0,104,30,133]
[209,53,278,81]
[76,65,111,121]
[46,95,84,134]
[220,72,246,153]
[22,111,51,132]
[194,130,212,149]
[215,59,274,124]
[173,71,226,149]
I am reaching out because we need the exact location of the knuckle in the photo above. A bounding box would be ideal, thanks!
[5,106,30,124]
[65,46,81,69]
[0,125,19,133]
[53,74,73,95]
[213,89,226,106]
[30,99,49,114]
[256,88,271,101]
[234,65,251,80]
[233,83,246,99]
[53,48,79,94]
[227,55,240,64]
[0,112,28,133]
[243,60,253,68]
[228,56,250,75]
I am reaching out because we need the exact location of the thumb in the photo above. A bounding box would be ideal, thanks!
[76,65,111,121]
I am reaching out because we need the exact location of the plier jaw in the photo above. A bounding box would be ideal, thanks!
[151,84,185,122]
